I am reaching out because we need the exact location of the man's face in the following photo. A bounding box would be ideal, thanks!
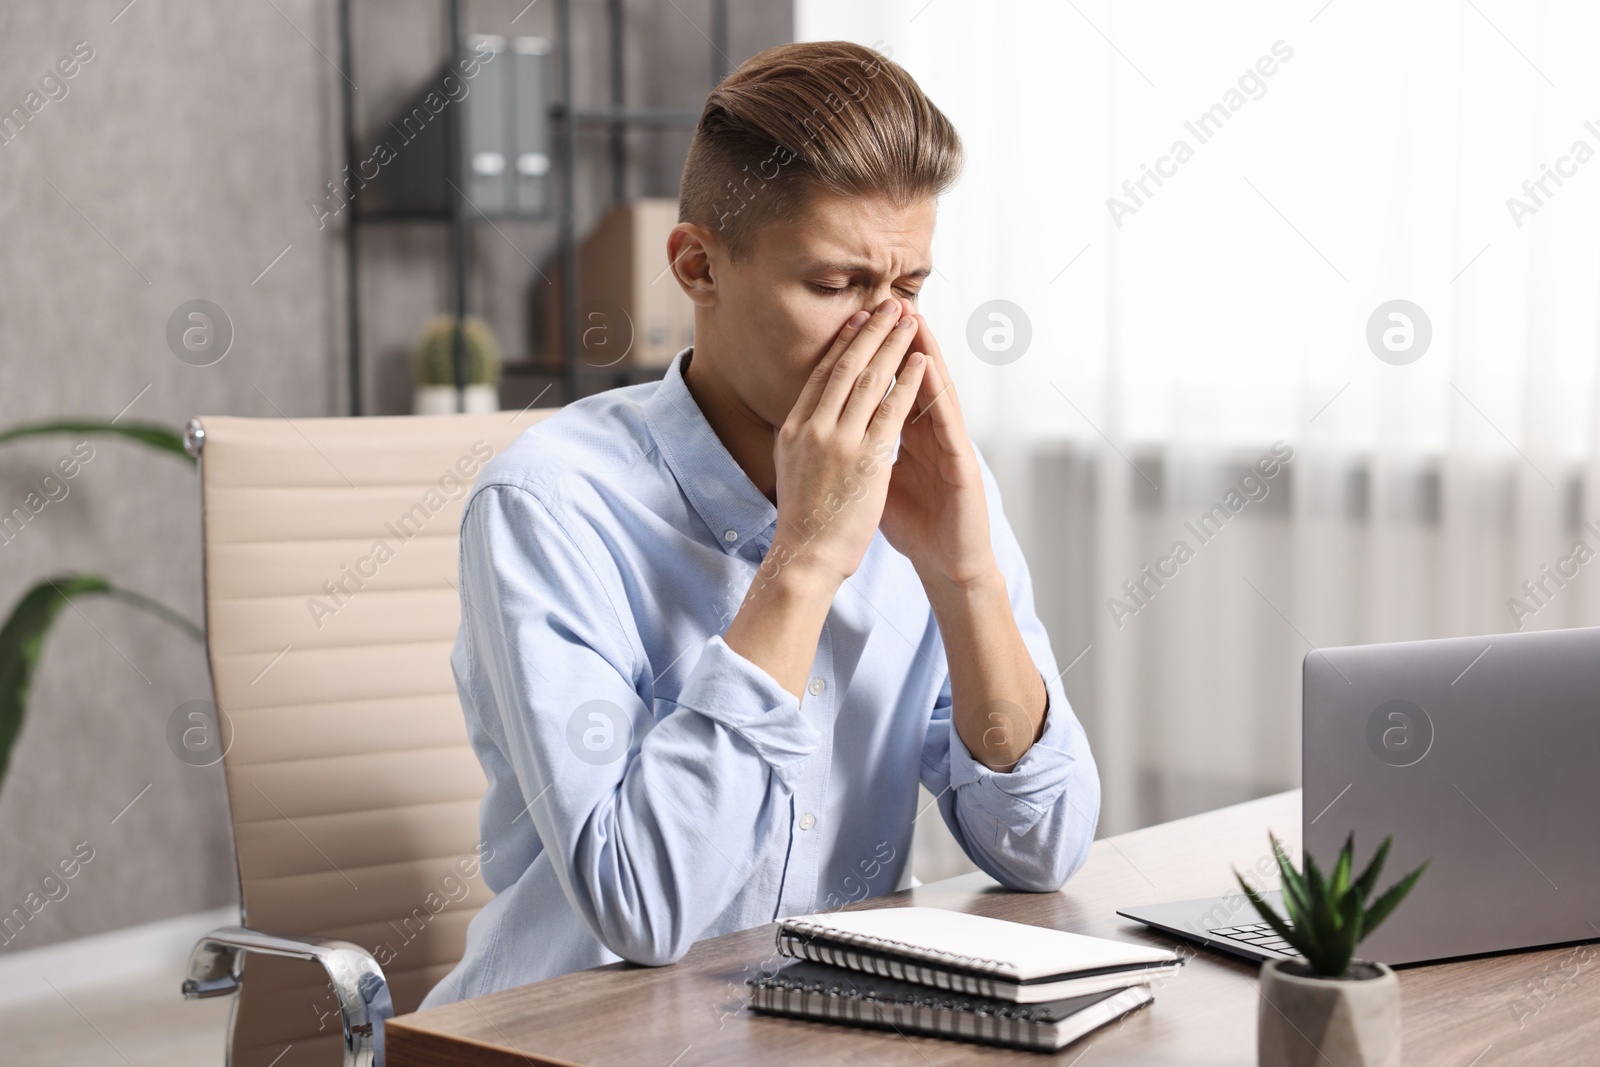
[704,190,937,428]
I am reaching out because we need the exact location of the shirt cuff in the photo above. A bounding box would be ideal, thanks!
[664,634,821,790]
[946,681,1081,837]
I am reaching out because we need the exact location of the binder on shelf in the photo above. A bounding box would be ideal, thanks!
[510,37,552,216]
[463,34,509,214]
[358,34,555,219]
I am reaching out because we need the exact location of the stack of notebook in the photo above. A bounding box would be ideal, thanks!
[747,907,1182,1053]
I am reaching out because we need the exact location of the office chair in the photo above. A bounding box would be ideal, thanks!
[178,410,552,1067]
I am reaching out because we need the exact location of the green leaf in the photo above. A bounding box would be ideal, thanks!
[1234,868,1312,959]
[1329,889,1363,978]
[1362,859,1431,936]
[1252,832,1429,978]
[1330,832,1354,899]
[0,419,193,464]
[0,575,203,796]
[1302,849,1341,942]
[1351,835,1393,904]
[99,587,203,642]
[1271,834,1313,923]
[1340,885,1364,940]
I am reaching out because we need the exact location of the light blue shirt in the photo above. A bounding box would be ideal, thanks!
[420,346,1100,1009]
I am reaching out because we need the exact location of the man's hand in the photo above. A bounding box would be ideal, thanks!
[875,312,1048,771]
[726,297,926,702]
[879,313,997,591]
[763,297,929,591]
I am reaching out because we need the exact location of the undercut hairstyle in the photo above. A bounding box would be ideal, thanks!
[679,40,963,261]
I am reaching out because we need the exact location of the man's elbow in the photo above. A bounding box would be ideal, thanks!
[1048,824,1096,889]
[1050,776,1102,888]
[613,937,692,968]
[1009,781,1101,892]
[996,829,1093,893]
[591,906,698,968]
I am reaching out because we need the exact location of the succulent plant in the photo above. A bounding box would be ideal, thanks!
[1235,832,1429,979]
[412,315,502,387]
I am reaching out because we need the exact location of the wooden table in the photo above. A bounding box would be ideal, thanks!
[385,791,1600,1065]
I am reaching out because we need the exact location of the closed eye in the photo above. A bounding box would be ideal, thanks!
[810,282,922,299]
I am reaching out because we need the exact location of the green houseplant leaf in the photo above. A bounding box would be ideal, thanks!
[1235,871,1304,954]
[1234,831,1429,979]
[1329,832,1354,898]
[0,419,193,464]
[0,416,203,798]
[1362,859,1430,934]
[0,575,202,795]
[1271,834,1313,923]
[1351,834,1394,901]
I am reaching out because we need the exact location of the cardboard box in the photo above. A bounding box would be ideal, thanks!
[543,198,696,368]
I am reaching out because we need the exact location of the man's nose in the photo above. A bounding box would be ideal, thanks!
[861,291,911,318]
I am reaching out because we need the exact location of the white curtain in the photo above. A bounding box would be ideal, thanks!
[797,0,1600,860]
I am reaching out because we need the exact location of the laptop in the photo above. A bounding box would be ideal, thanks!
[1118,625,1600,966]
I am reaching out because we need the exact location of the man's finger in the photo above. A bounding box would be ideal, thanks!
[868,351,927,447]
[836,308,918,437]
[813,298,908,427]
[908,348,955,431]
[910,314,966,431]
[788,308,872,427]
[911,313,940,358]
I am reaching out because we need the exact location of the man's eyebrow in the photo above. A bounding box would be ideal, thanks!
[810,261,932,280]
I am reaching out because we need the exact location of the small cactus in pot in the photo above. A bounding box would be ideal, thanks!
[412,315,502,414]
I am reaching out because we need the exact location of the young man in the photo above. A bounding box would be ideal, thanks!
[421,40,1099,1008]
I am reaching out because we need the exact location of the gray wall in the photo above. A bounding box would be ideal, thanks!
[0,0,791,951]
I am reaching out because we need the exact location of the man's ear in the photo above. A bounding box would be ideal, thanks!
[667,222,720,308]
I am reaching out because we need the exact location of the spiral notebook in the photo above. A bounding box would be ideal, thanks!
[777,906,1181,1004]
[748,959,1155,1052]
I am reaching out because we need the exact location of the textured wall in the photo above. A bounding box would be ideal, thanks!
[0,0,791,951]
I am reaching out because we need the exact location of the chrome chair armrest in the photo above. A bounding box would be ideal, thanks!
[182,925,392,1067]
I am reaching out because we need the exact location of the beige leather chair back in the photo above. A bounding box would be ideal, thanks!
[191,411,550,1067]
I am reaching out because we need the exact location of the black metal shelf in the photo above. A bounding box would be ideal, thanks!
[336,0,725,416]
[555,104,701,127]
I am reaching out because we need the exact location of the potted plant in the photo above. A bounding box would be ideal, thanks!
[412,314,502,415]
[1235,833,1428,1067]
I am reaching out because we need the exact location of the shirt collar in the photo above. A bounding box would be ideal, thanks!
[644,346,778,555]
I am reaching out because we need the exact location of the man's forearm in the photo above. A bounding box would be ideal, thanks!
[923,564,1048,771]
[724,549,838,703]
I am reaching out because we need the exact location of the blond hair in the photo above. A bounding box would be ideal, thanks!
[679,41,963,260]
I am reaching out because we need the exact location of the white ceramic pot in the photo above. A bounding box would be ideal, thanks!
[413,384,499,415]
[1258,958,1400,1067]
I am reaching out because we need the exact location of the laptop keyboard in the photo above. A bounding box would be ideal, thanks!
[1207,921,1295,957]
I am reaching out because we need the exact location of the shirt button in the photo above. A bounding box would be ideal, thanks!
[723,528,738,542]
[807,677,825,696]
[799,812,816,831]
